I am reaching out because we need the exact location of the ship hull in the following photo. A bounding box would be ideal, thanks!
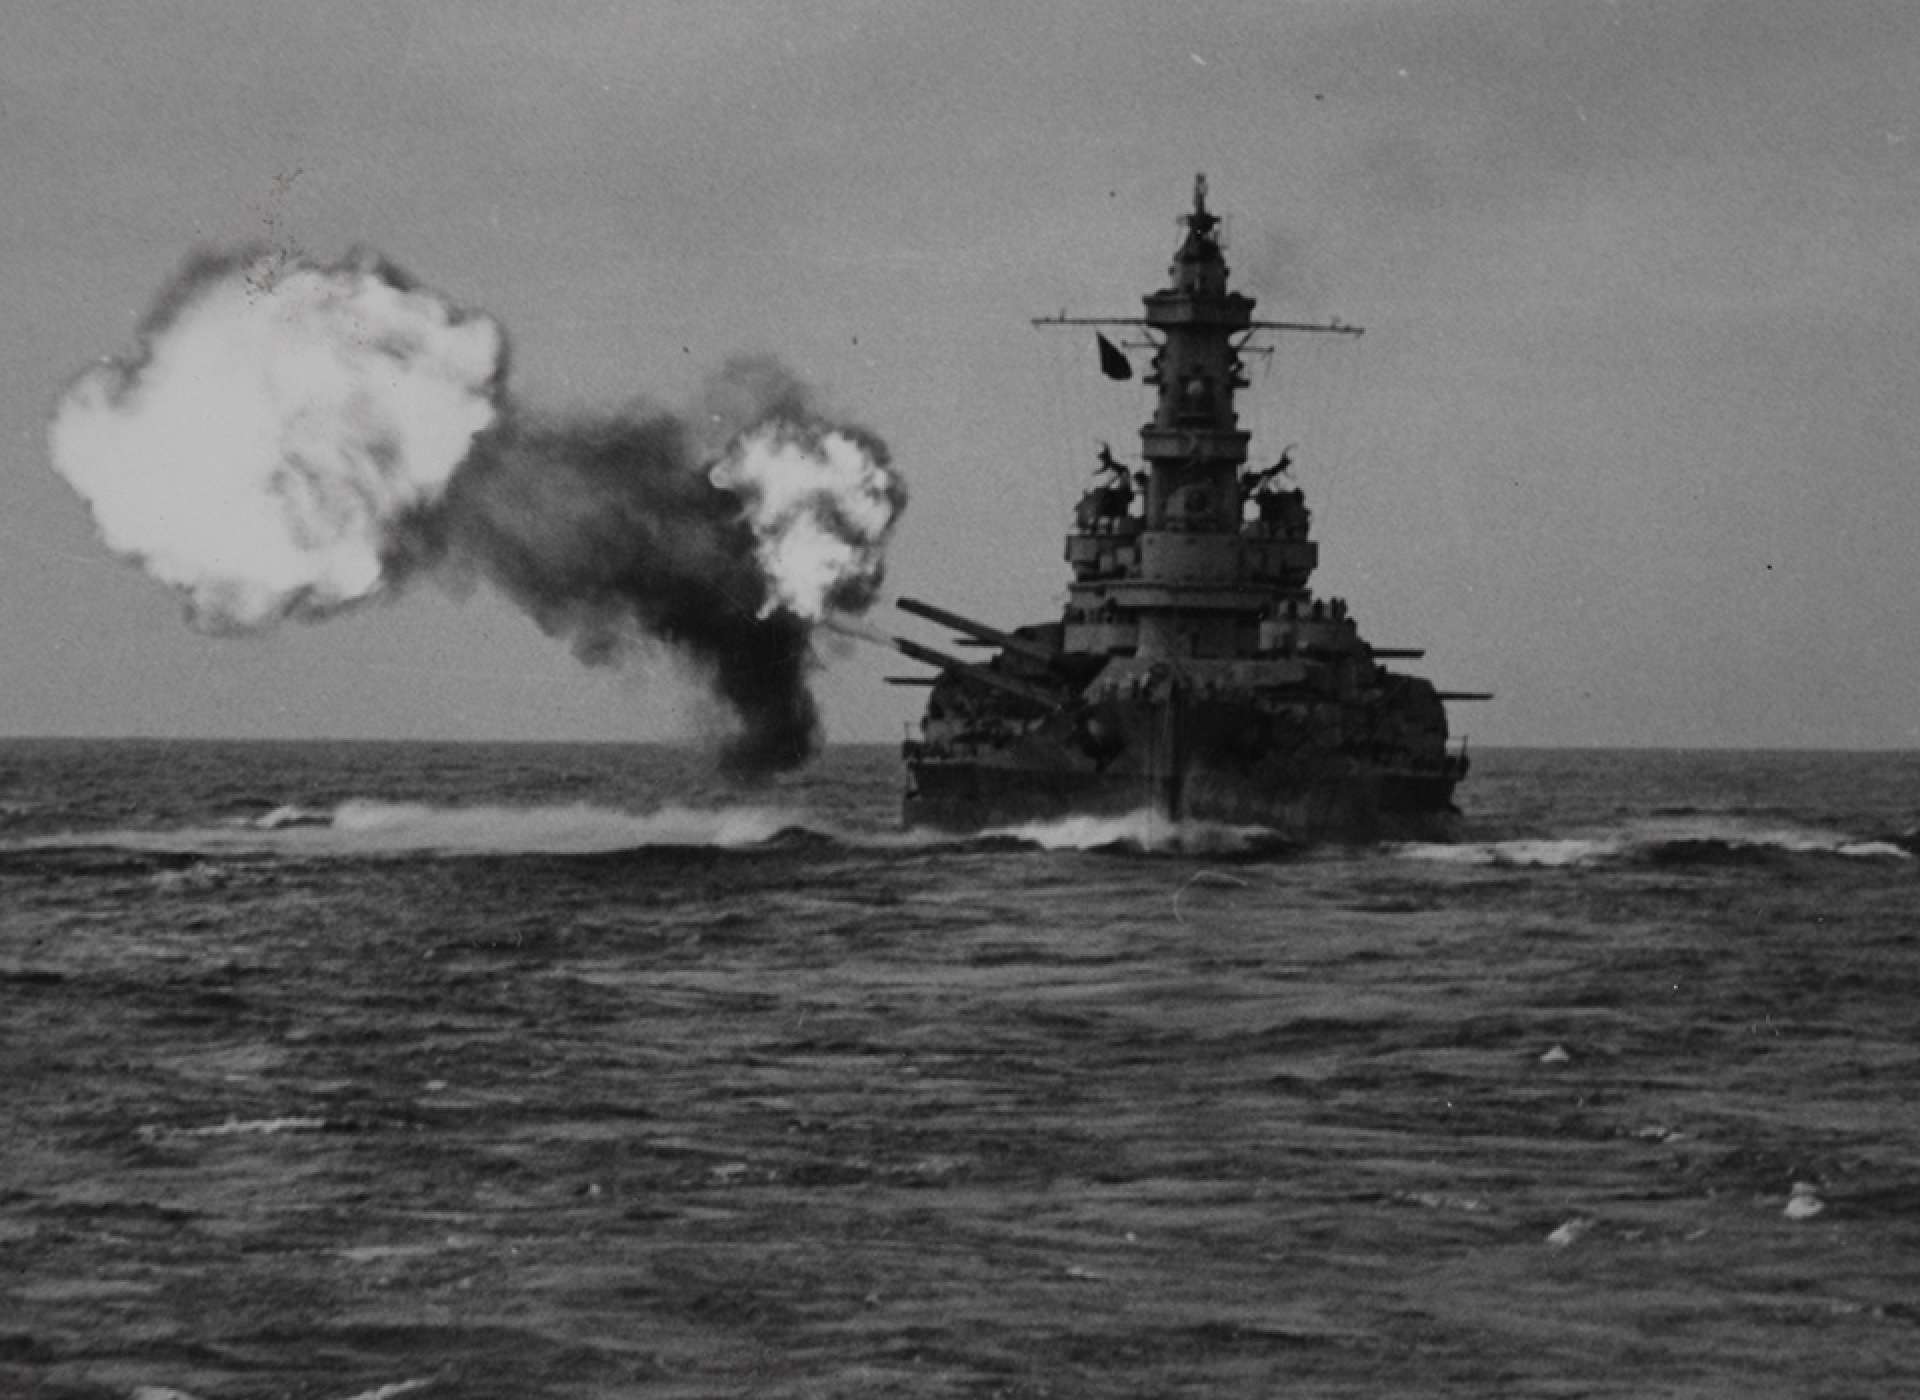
[903,697,1461,843]
[904,763,1458,842]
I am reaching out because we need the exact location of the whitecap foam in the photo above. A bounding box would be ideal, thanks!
[9,799,819,858]
[1834,839,1911,859]
[1626,814,1912,861]
[322,798,805,853]
[250,803,333,830]
[1394,837,1625,868]
[979,808,1283,854]
[136,1116,329,1141]
[1396,815,1911,869]
[335,1379,433,1400]
[1748,829,1910,859]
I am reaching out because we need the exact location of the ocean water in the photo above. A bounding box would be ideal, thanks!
[3,740,1918,1398]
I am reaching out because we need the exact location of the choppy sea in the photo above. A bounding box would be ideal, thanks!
[4,740,1918,1398]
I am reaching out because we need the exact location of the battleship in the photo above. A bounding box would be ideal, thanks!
[892,176,1485,840]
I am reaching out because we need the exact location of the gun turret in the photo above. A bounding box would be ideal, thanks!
[891,634,1066,711]
[896,597,1059,667]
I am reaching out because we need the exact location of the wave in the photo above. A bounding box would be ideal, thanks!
[1395,815,1914,869]
[248,803,334,830]
[136,1116,333,1140]
[972,809,1292,856]
[8,799,825,859]
[321,799,809,853]
[1394,837,1624,869]
[14,799,1903,867]
[4,797,1299,862]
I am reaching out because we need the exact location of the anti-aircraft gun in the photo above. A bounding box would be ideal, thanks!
[1241,445,1296,496]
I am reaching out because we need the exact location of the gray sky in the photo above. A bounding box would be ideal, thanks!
[5,0,1917,747]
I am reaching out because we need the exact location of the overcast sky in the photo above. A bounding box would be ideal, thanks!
[5,1,1917,748]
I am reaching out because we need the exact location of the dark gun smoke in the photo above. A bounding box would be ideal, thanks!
[49,249,904,777]
[413,366,896,774]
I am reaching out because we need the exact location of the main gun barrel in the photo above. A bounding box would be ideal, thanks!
[891,634,1064,711]
[896,596,1058,666]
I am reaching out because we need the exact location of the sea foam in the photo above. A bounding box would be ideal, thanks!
[1395,815,1912,868]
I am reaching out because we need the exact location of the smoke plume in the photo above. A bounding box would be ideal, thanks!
[49,248,904,775]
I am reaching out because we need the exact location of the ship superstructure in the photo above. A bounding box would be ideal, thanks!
[895,177,1479,839]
